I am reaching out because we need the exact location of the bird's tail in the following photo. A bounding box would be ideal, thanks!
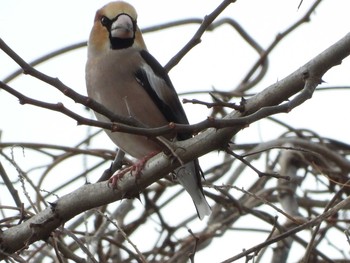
[175,161,211,220]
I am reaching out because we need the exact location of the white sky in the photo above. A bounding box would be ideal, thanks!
[1,0,350,262]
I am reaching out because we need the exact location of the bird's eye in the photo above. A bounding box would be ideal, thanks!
[100,16,110,27]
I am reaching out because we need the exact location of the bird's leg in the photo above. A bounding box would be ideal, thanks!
[108,151,159,188]
[97,149,125,183]
[132,151,159,176]
[108,165,134,187]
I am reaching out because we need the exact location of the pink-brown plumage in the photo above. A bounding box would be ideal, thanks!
[86,1,211,219]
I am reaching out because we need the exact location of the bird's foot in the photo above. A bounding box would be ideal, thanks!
[108,151,159,188]
[108,165,133,188]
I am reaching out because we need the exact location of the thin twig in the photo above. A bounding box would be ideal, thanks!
[235,0,324,93]
[95,211,148,263]
[0,161,22,208]
[165,0,236,71]
[220,193,350,263]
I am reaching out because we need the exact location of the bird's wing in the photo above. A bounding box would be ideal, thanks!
[135,49,191,140]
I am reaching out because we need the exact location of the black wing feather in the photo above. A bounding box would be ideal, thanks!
[136,50,191,141]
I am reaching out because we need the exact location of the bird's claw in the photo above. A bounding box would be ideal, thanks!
[108,151,158,188]
[108,166,133,188]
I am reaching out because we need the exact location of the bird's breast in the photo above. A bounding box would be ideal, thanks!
[86,49,169,158]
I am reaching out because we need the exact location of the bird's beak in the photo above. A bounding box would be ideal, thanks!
[110,14,134,39]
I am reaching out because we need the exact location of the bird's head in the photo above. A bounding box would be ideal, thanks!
[88,1,146,52]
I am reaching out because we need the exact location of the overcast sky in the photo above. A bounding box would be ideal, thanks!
[1,0,350,261]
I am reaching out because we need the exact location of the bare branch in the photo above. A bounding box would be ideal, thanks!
[164,0,236,71]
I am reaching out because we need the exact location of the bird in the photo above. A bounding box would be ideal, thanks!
[85,1,211,219]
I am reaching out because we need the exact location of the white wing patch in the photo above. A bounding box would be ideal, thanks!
[139,62,169,101]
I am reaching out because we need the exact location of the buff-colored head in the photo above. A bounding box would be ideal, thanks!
[88,1,146,52]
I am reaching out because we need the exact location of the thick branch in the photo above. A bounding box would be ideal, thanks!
[0,150,175,258]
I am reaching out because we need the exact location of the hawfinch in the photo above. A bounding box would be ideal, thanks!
[85,1,211,219]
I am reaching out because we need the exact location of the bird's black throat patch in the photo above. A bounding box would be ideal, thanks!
[109,36,134,49]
